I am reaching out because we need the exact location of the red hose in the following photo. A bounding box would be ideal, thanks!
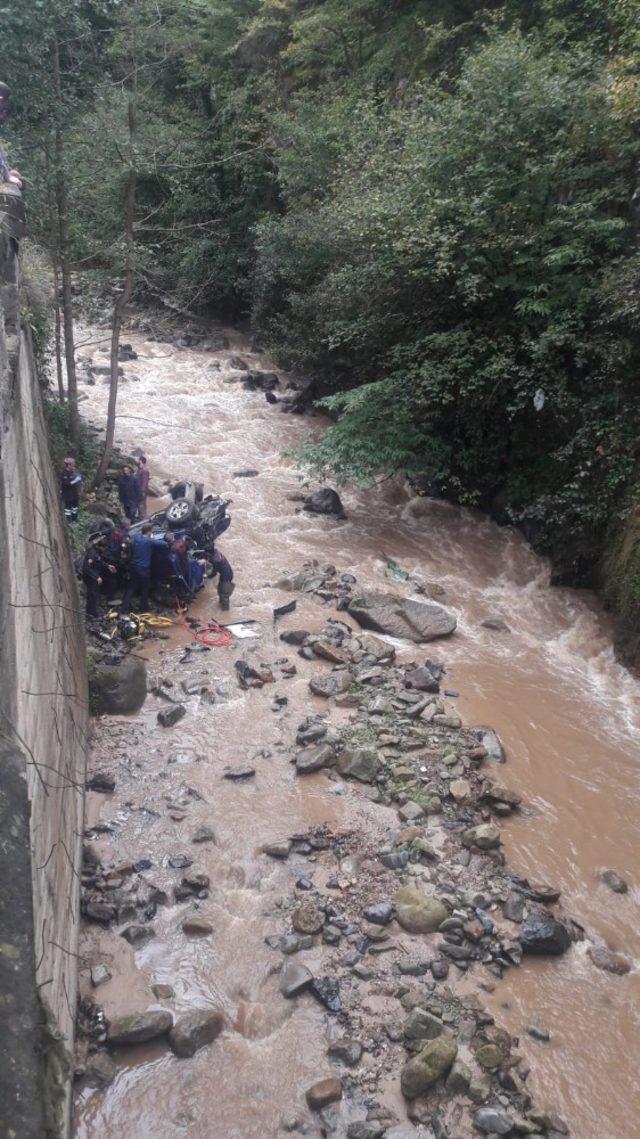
[182,616,232,648]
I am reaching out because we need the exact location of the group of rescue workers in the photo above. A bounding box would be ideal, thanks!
[60,455,234,622]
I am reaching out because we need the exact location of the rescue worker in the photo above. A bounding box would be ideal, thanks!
[60,457,82,523]
[210,549,234,611]
[118,464,139,522]
[135,455,150,519]
[82,537,104,618]
[121,524,165,613]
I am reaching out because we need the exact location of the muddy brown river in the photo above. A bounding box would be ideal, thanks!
[74,324,640,1138]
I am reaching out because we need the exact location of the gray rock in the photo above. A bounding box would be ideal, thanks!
[83,1052,117,1088]
[347,1124,385,1139]
[347,592,456,643]
[521,911,571,956]
[280,960,313,997]
[472,727,505,763]
[405,664,441,692]
[395,886,448,934]
[87,770,116,792]
[445,1058,471,1094]
[90,963,112,987]
[107,1009,173,1045]
[327,1038,363,1066]
[120,924,155,946]
[263,840,292,859]
[88,653,147,715]
[192,825,216,844]
[337,747,380,783]
[480,618,511,632]
[474,1107,514,1134]
[157,703,187,728]
[309,671,353,698]
[168,1009,224,1057]
[587,943,631,975]
[303,488,346,518]
[296,743,336,773]
[363,902,394,926]
[502,895,525,923]
[601,869,628,895]
[403,1007,443,1042]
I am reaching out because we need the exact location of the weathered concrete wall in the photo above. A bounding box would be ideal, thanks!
[0,185,88,1136]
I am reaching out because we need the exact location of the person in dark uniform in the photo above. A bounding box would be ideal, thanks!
[118,464,140,522]
[60,457,82,523]
[82,539,104,617]
[121,524,164,613]
[211,549,234,611]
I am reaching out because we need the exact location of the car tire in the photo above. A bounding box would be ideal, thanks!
[165,497,196,528]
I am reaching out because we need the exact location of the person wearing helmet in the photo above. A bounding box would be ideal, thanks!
[60,457,83,523]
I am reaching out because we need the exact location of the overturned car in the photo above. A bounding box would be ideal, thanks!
[130,480,231,547]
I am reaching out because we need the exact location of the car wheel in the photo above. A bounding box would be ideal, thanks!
[165,497,196,528]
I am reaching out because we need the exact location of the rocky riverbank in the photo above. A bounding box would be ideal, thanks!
[73,555,606,1139]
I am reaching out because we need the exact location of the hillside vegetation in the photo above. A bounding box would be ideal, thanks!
[5,0,640,658]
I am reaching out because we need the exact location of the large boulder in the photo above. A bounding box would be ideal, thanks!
[309,671,353,698]
[88,653,147,716]
[400,1036,457,1099]
[168,1009,224,1057]
[107,1009,172,1046]
[394,887,449,934]
[347,592,456,643]
[521,910,572,956]
[303,489,346,518]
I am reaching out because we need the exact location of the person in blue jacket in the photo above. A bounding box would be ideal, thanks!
[121,524,164,613]
[118,464,140,522]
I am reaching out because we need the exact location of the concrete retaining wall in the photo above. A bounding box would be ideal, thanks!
[0,185,88,1137]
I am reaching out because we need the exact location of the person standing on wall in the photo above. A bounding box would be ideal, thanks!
[135,455,150,519]
[60,456,82,523]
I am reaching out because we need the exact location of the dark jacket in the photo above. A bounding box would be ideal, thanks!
[61,468,82,507]
[118,473,139,507]
[130,533,159,574]
[82,545,103,586]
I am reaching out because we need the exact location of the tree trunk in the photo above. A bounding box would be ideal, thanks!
[95,6,138,484]
[51,37,78,440]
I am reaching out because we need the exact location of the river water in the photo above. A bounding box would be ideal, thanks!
[74,324,640,1138]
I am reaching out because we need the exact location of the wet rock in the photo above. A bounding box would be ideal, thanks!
[398,801,426,822]
[232,468,259,477]
[526,1024,551,1042]
[223,764,256,780]
[169,1009,224,1058]
[381,851,409,871]
[347,592,456,643]
[481,782,522,809]
[90,963,112,988]
[182,916,213,936]
[480,618,511,632]
[157,704,187,728]
[403,1008,443,1042]
[474,1107,514,1134]
[405,664,442,692]
[84,900,117,925]
[363,902,394,926]
[303,489,346,518]
[281,629,311,646]
[521,911,571,956]
[445,1058,471,1094]
[305,1076,343,1110]
[601,869,628,895]
[168,853,193,869]
[309,671,353,698]
[523,880,561,903]
[358,633,395,661]
[83,1052,117,1088]
[89,654,147,715]
[314,638,350,664]
[192,825,216,844]
[280,960,313,997]
[121,924,156,946]
[502,895,525,923]
[395,887,448,934]
[152,983,175,999]
[462,824,501,851]
[310,976,342,1012]
[472,727,505,763]
[475,1043,503,1070]
[347,1124,385,1139]
[296,743,336,774]
[263,840,292,859]
[430,958,449,981]
[227,355,249,370]
[337,747,380,783]
[87,770,116,792]
[107,1009,173,1046]
[587,943,631,975]
[292,901,325,935]
[400,1036,457,1099]
[328,1038,363,1067]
